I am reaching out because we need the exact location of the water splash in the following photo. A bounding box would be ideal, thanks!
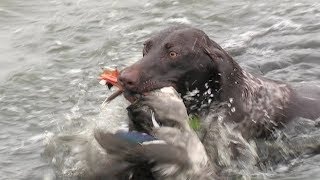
[43,97,129,178]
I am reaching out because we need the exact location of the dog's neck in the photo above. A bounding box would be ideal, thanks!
[182,80,220,115]
[239,70,293,122]
[183,61,293,137]
[182,62,244,115]
[182,58,292,127]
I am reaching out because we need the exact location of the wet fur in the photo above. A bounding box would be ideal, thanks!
[119,25,320,139]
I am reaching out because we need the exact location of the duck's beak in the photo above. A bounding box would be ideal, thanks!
[99,68,125,103]
[99,68,123,89]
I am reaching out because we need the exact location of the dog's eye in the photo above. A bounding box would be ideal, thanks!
[169,51,177,58]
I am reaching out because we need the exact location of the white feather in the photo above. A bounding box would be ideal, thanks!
[151,111,160,128]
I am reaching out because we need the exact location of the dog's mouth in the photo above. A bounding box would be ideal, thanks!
[123,80,177,103]
[140,80,177,92]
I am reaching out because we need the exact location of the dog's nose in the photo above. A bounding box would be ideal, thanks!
[118,69,139,90]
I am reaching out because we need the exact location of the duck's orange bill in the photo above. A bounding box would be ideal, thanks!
[99,69,122,89]
[99,68,124,103]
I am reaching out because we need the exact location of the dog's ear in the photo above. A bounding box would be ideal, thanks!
[202,36,228,65]
[200,35,238,77]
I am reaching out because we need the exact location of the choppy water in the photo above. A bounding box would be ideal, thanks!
[0,0,319,179]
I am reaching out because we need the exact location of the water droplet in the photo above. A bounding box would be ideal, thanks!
[229,98,234,103]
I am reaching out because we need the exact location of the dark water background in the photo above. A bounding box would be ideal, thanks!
[0,0,319,179]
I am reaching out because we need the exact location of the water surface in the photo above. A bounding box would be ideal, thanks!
[0,0,319,179]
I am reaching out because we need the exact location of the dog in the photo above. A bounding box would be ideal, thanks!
[118,25,320,140]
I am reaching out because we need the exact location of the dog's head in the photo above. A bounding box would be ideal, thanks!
[118,25,242,110]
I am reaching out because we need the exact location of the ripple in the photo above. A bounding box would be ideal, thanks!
[0,0,320,179]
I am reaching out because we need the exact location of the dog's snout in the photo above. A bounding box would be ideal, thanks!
[118,69,139,90]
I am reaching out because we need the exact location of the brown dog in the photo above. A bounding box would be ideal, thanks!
[118,25,320,139]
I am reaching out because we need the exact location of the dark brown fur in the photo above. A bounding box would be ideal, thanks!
[118,25,320,138]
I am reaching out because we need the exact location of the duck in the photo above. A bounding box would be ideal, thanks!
[94,87,219,180]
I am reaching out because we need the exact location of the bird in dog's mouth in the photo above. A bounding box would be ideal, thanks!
[94,82,214,179]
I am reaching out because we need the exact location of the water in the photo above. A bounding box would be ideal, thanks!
[0,0,319,179]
